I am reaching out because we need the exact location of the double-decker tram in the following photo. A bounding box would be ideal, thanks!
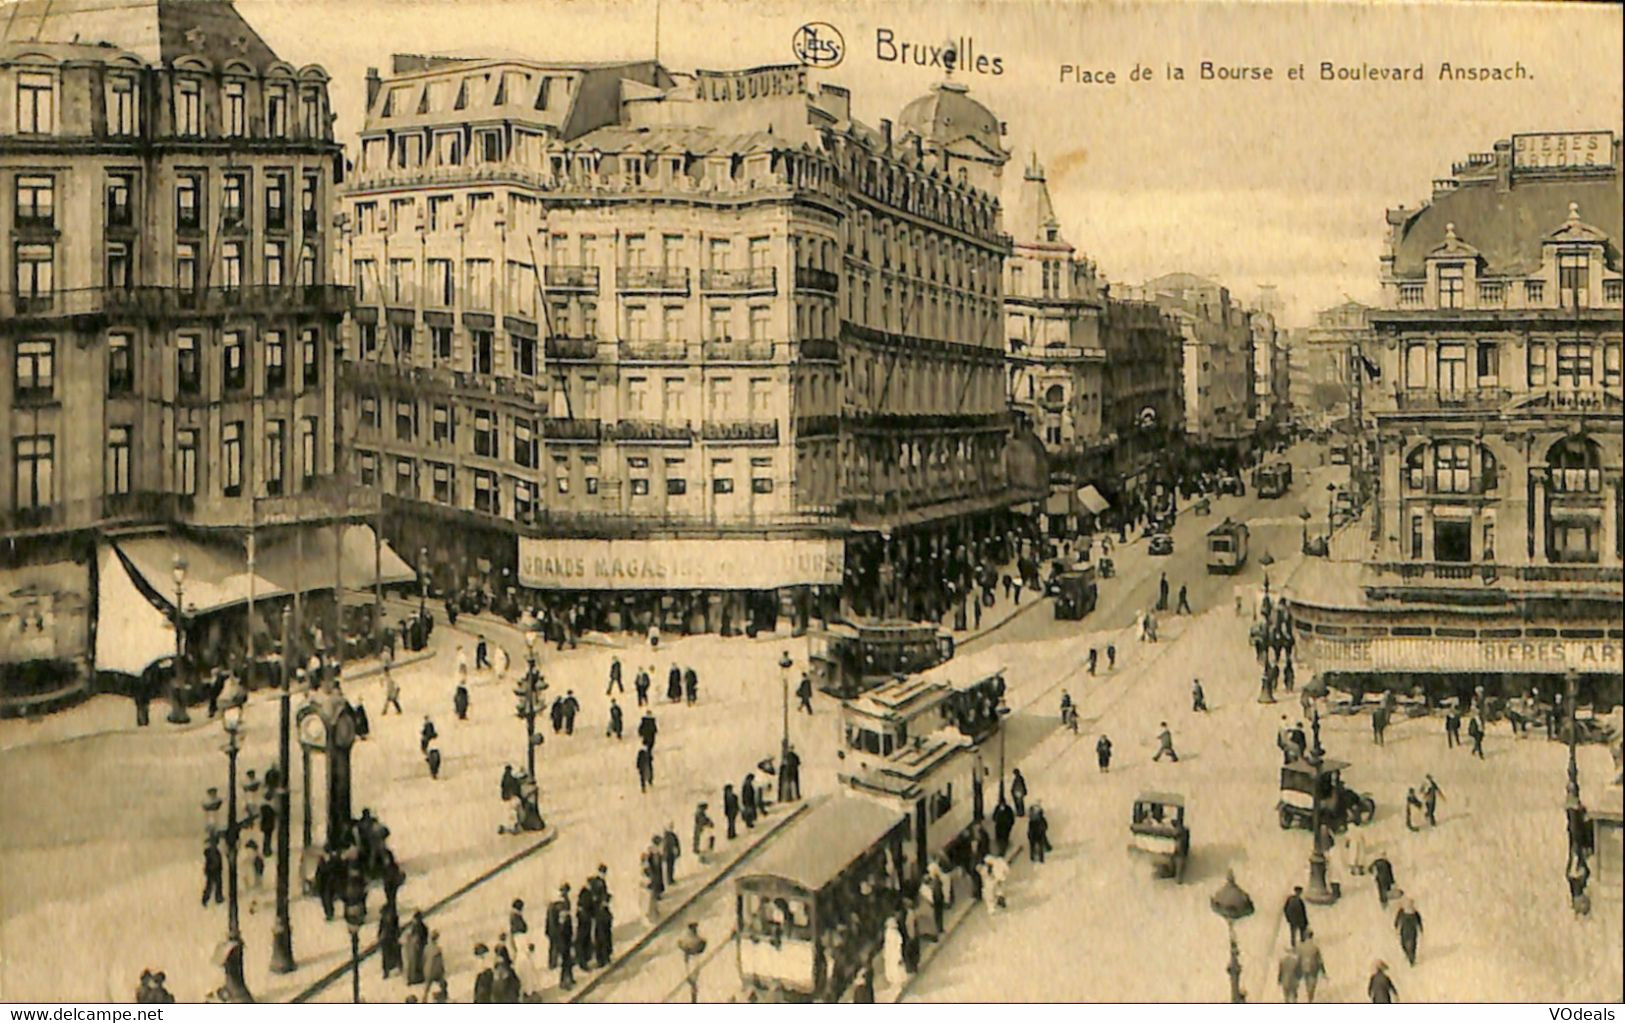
[735,796,910,1001]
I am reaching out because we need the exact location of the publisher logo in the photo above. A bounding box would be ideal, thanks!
[793,22,845,68]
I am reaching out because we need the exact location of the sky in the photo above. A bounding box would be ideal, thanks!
[239,0,1625,327]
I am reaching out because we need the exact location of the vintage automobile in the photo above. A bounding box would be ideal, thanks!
[1278,758,1376,832]
[1149,533,1175,556]
[1052,564,1100,621]
[1128,791,1190,882]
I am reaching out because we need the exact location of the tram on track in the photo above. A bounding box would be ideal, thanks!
[736,796,910,1002]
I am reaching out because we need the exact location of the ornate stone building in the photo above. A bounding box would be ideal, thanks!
[1292,132,1623,702]
[1,0,360,712]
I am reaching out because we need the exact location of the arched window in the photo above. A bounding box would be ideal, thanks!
[1548,436,1602,493]
[1043,384,1066,408]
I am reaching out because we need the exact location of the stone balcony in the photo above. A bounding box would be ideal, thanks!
[699,267,777,294]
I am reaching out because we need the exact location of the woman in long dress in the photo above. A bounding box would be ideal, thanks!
[881,917,907,988]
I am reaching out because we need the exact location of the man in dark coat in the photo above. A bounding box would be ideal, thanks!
[662,824,681,885]
[1283,886,1310,945]
[607,656,624,695]
[403,911,429,984]
[453,682,469,721]
[636,746,654,792]
[1468,715,1486,758]
[420,716,437,754]
[796,673,814,713]
[666,664,683,703]
[740,775,759,829]
[1445,710,1461,748]
[561,690,579,734]
[471,945,494,1003]
[1157,572,1170,611]
[501,765,519,802]
[1371,857,1397,906]
[1027,806,1049,863]
[638,711,658,751]
[1010,769,1029,816]
[780,746,802,801]
[607,698,624,740]
[683,667,699,706]
[377,901,403,979]
[634,668,651,707]
[202,837,224,906]
[992,799,1016,856]
[1096,734,1113,772]
[1422,775,1444,826]
[1368,961,1398,1003]
[1394,899,1423,964]
[723,784,740,839]
[258,789,278,859]
[545,886,571,969]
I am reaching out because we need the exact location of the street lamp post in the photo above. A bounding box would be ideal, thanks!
[522,626,542,781]
[1209,871,1254,1004]
[1299,508,1311,551]
[168,556,191,724]
[1304,719,1338,905]
[219,705,254,1002]
[418,546,429,620]
[778,651,793,766]
[344,892,366,1003]
[271,603,297,973]
[1564,668,1586,881]
[1325,482,1337,540]
[678,922,707,1003]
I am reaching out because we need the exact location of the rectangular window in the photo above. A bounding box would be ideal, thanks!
[107,75,138,134]
[107,425,132,495]
[466,259,493,309]
[265,331,286,390]
[712,457,735,494]
[265,419,286,494]
[14,243,53,308]
[302,173,320,231]
[1434,441,1472,494]
[1605,343,1622,390]
[267,85,289,137]
[708,239,731,270]
[223,173,246,226]
[222,242,243,291]
[359,396,379,429]
[265,174,287,230]
[222,331,244,390]
[474,410,496,457]
[106,242,132,290]
[665,458,687,495]
[1475,342,1498,386]
[514,417,535,468]
[427,259,454,306]
[1437,264,1464,309]
[300,417,317,482]
[264,242,285,286]
[222,422,243,496]
[358,451,377,487]
[750,306,771,341]
[1409,514,1424,560]
[432,325,453,363]
[1556,342,1593,387]
[389,258,414,304]
[1558,252,1590,307]
[108,333,133,394]
[358,323,378,359]
[395,457,415,496]
[225,80,246,136]
[15,176,54,228]
[553,455,571,494]
[431,403,454,444]
[300,245,318,287]
[176,429,197,496]
[17,72,55,134]
[473,330,494,375]
[176,176,201,229]
[474,471,500,513]
[514,334,537,377]
[428,194,455,229]
[432,462,454,504]
[1528,342,1548,387]
[106,173,134,227]
[710,376,733,417]
[177,334,201,393]
[393,324,414,359]
[301,329,320,387]
[514,479,536,520]
[14,339,54,400]
[583,455,599,495]
[13,435,55,509]
[1436,343,1467,393]
[396,400,416,441]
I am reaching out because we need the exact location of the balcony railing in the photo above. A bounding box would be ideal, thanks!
[1,481,376,536]
[1391,387,1513,411]
[701,420,780,442]
[1366,560,1623,589]
[700,267,777,293]
[617,267,690,293]
[795,414,840,437]
[798,338,839,361]
[618,340,689,363]
[609,420,695,442]
[702,339,776,362]
[543,265,600,291]
[541,418,602,441]
[545,336,599,360]
[795,266,840,293]
[2,285,354,323]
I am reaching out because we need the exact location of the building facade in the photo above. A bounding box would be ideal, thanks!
[1,0,355,712]
[1291,131,1624,704]
[1144,272,1256,466]
[341,61,1022,632]
[1001,155,1108,527]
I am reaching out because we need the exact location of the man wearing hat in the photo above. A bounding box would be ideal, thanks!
[591,866,614,968]
[509,898,528,940]
[545,885,571,969]
[202,835,224,906]
[1393,898,1424,965]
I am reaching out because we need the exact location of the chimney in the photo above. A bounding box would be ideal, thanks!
[1494,139,1513,193]
[881,118,892,152]
[365,67,382,109]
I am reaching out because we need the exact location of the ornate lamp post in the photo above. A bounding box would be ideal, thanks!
[1563,667,1587,878]
[270,603,297,973]
[678,922,707,1003]
[1325,481,1337,539]
[218,704,254,1002]
[343,879,367,1003]
[418,546,430,620]
[1298,507,1312,553]
[778,650,793,767]
[516,624,547,782]
[1304,715,1338,905]
[168,555,192,724]
[1209,871,1254,1003]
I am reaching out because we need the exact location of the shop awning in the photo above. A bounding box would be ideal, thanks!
[1077,485,1111,515]
[95,544,180,676]
[115,525,414,617]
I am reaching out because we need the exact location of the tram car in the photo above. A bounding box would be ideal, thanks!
[809,619,956,698]
[836,649,1009,775]
[1205,518,1250,574]
[736,795,910,1002]
[1254,461,1292,499]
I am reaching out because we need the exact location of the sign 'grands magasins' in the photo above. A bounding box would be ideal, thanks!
[518,537,844,590]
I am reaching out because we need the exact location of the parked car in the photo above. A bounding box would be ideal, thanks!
[1149,533,1175,556]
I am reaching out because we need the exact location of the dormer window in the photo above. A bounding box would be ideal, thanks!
[1558,251,1590,307]
[16,71,55,134]
[267,85,289,137]
[176,78,202,136]
[1437,264,1464,309]
[106,75,138,135]
[224,81,246,136]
